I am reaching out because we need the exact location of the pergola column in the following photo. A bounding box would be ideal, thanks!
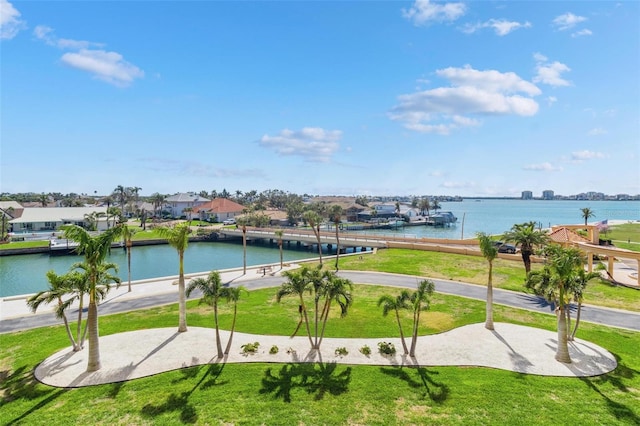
[587,252,593,272]
[608,255,615,282]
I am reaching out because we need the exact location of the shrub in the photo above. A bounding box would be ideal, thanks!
[269,345,279,354]
[359,345,371,356]
[241,342,260,354]
[378,341,396,355]
[335,347,349,357]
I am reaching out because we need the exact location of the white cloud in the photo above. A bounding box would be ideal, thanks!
[587,128,607,136]
[34,25,142,87]
[140,158,265,178]
[572,29,593,37]
[0,0,25,40]
[547,96,557,106]
[462,19,532,36]
[523,162,563,172]
[61,49,144,87]
[34,25,101,49]
[402,0,466,26]
[259,127,342,162]
[553,12,587,31]
[389,65,540,134]
[533,54,571,87]
[572,150,606,160]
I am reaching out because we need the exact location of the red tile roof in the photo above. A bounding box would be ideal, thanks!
[192,198,245,214]
[549,227,591,244]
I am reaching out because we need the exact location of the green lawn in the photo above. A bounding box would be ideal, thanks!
[0,240,49,250]
[1,283,639,425]
[337,248,640,312]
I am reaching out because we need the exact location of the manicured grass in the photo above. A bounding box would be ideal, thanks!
[1,284,639,425]
[607,223,640,243]
[0,240,49,250]
[337,248,640,312]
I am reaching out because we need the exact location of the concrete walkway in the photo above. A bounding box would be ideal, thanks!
[35,323,618,388]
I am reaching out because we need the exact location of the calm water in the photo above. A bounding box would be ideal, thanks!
[1,200,638,297]
[0,242,320,298]
[357,199,640,239]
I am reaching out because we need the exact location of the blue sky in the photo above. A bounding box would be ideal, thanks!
[2,0,639,198]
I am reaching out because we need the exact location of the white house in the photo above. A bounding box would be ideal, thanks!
[9,207,109,233]
[163,193,210,218]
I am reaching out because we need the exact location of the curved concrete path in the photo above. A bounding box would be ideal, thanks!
[35,322,617,388]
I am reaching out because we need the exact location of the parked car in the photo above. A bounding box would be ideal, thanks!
[492,241,517,254]
[222,218,236,225]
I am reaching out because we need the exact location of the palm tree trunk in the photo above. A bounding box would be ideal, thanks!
[214,304,223,358]
[485,261,494,330]
[58,298,77,350]
[317,299,332,348]
[76,295,84,351]
[242,227,247,275]
[86,296,101,372]
[522,250,532,274]
[555,305,572,363]
[224,303,238,355]
[571,301,582,340]
[278,241,283,269]
[314,297,320,349]
[299,296,314,347]
[395,309,409,355]
[178,251,187,332]
[409,310,420,357]
[565,307,572,341]
[127,241,132,292]
[315,225,323,266]
[334,224,340,271]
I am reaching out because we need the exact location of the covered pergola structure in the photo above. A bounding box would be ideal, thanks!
[551,224,640,286]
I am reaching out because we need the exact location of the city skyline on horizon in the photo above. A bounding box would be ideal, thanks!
[2,1,639,197]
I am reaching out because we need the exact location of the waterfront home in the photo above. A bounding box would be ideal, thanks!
[8,206,109,233]
[163,193,210,218]
[192,198,245,223]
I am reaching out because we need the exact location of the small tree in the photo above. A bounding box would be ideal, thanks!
[186,271,225,358]
[328,205,343,271]
[303,210,324,266]
[409,279,435,357]
[377,291,411,354]
[477,232,498,330]
[503,221,549,274]
[222,286,247,355]
[275,229,284,269]
[157,222,191,332]
[122,226,137,292]
[580,207,595,226]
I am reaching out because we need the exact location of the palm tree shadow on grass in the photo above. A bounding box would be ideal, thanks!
[141,362,227,424]
[260,362,352,403]
[579,353,640,424]
[2,366,69,425]
[379,366,449,403]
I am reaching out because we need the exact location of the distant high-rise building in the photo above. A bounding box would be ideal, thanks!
[542,190,554,200]
[521,191,533,200]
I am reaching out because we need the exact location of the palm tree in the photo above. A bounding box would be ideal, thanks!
[61,224,123,372]
[526,245,584,363]
[157,222,191,332]
[316,273,353,348]
[39,192,48,207]
[409,279,435,357]
[27,270,86,351]
[303,210,324,266]
[477,232,498,330]
[503,221,549,274]
[328,205,343,271]
[275,229,284,269]
[569,268,600,340]
[235,217,249,274]
[580,207,595,226]
[377,290,411,354]
[222,286,247,355]
[186,271,225,358]
[419,198,431,216]
[277,266,314,347]
[113,185,127,211]
[431,199,441,213]
[122,226,137,292]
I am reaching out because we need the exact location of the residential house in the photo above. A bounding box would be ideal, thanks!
[164,193,210,218]
[192,198,245,223]
[9,207,109,233]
